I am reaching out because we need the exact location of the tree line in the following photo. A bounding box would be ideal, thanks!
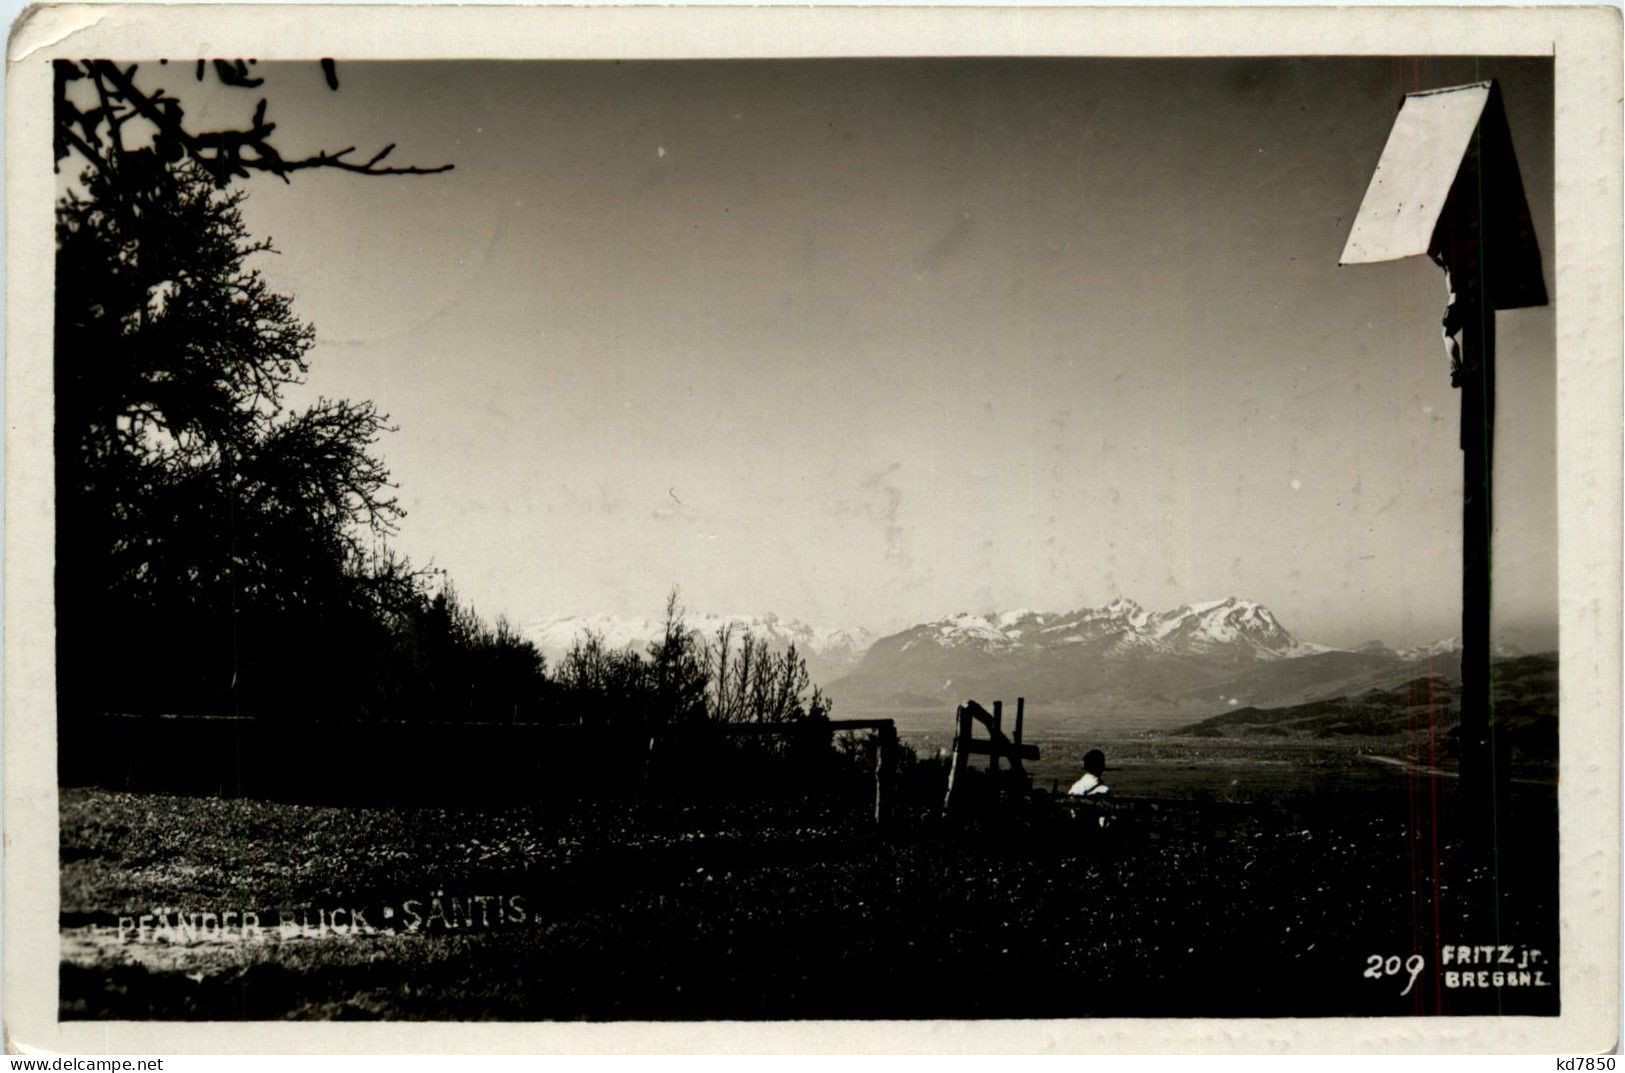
[553,592,832,733]
[54,60,831,742]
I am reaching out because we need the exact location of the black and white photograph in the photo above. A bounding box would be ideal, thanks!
[5,3,1621,1051]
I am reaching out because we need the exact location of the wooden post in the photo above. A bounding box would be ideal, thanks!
[1456,273,1500,852]
[1011,697,1028,785]
[943,705,972,815]
[990,700,1003,780]
[644,735,659,787]
[874,723,897,826]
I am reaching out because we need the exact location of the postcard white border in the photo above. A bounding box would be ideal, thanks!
[5,4,1620,1054]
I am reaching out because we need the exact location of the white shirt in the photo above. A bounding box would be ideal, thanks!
[1067,772,1109,796]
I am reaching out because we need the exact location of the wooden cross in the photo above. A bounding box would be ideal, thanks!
[1341,79,1547,849]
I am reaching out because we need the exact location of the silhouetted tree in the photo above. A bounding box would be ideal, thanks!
[373,582,547,724]
[706,628,830,726]
[54,156,412,717]
[556,630,650,732]
[648,589,711,730]
[54,59,452,188]
[51,59,526,729]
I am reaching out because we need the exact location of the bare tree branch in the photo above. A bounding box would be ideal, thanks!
[54,59,454,184]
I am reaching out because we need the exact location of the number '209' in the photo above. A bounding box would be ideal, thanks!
[1364,953,1425,997]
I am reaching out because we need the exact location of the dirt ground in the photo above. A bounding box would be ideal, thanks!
[58,757,1559,1020]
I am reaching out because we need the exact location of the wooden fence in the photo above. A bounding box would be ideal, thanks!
[65,712,899,811]
[943,698,1039,815]
[652,718,899,825]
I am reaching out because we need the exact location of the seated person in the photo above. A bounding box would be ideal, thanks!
[1067,749,1110,797]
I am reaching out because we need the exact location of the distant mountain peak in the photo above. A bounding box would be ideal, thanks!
[1390,637,1527,661]
[1142,598,1313,657]
[1397,636,1462,662]
[522,612,876,685]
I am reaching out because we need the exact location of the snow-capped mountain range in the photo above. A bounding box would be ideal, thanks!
[819,598,1504,722]
[897,597,1332,662]
[1357,636,1524,661]
[526,599,1514,722]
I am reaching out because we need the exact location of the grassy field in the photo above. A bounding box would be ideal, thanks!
[59,736,1560,1021]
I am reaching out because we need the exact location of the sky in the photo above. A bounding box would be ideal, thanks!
[87,56,1557,650]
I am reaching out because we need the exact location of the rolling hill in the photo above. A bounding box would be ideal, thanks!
[1167,653,1557,767]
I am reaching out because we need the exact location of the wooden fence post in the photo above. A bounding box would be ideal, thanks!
[942,699,1039,816]
[874,723,897,826]
[943,705,971,815]
[1010,696,1029,785]
[990,700,1003,780]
